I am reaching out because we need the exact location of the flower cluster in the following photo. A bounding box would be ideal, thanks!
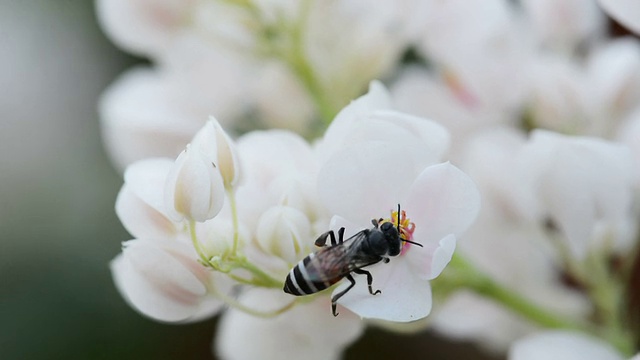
[110,85,480,359]
[99,0,640,359]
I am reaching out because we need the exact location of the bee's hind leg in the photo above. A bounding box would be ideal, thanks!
[353,268,381,295]
[331,274,356,316]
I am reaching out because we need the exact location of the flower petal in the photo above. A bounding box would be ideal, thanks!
[318,141,421,225]
[111,239,223,322]
[404,162,481,245]
[334,259,432,322]
[406,234,457,280]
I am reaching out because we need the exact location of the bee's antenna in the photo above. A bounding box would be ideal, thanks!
[396,204,401,235]
[403,239,423,247]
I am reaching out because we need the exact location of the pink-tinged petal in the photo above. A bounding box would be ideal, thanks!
[111,239,223,322]
[115,185,177,240]
[598,0,640,35]
[406,234,457,280]
[335,260,432,322]
[508,331,624,360]
[404,162,481,245]
[216,288,364,360]
[318,141,421,225]
[95,0,194,57]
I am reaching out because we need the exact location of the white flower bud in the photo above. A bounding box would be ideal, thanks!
[191,116,241,189]
[255,206,312,264]
[164,144,225,222]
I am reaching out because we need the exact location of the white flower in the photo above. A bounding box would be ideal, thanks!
[508,331,625,360]
[191,117,242,189]
[318,143,480,321]
[521,0,605,49]
[111,238,229,322]
[520,130,636,259]
[164,145,225,222]
[598,0,640,35]
[215,288,364,360]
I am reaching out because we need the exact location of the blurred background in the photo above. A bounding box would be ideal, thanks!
[0,1,498,359]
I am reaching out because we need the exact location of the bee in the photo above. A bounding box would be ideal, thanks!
[283,205,422,316]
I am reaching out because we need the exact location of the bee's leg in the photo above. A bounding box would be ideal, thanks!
[331,274,356,317]
[353,268,381,295]
[315,231,333,247]
[337,227,345,244]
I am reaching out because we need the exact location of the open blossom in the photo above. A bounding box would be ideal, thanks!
[312,83,480,322]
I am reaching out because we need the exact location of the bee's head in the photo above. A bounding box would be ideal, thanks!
[379,221,401,256]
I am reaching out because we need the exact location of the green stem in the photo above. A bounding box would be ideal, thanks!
[188,219,210,265]
[210,285,297,318]
[227,188,240,254]
[437,253,635,355]
[284,0,336,126]
[236,256,284,289]
[446,253,588,330]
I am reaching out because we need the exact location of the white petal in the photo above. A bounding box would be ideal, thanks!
[508,331,624,360]
[115,185,177,240]
[406,234,457,280]
[404,162,481,245]
[123,158,175,212]
[598,0,640,35]
[95,0,192,57]
[317,141,420,225]
[216,288,364,360]
[335,259,432,322]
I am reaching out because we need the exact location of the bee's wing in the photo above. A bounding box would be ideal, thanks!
[303,231,376,283]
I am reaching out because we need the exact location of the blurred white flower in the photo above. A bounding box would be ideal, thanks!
[521,0,605,50]
[95,0,195,57]
[216,288,364,360]
[431,128,591,351]
[508,331,625,360]
[111,238,229,322]
[164,145,225,222]
[520,130,636,259]
[598,0,640,35]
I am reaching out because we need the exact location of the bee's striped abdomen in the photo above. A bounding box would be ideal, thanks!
[283,253,338,296]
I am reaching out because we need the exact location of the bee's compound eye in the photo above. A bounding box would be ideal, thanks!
[380,222,393,231]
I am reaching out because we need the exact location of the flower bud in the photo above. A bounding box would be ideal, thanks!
[164,144,225,222]
[255,205,312,264]
[192,116,241,189]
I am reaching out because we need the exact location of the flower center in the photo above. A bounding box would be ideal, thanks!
[381,209,416,255]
